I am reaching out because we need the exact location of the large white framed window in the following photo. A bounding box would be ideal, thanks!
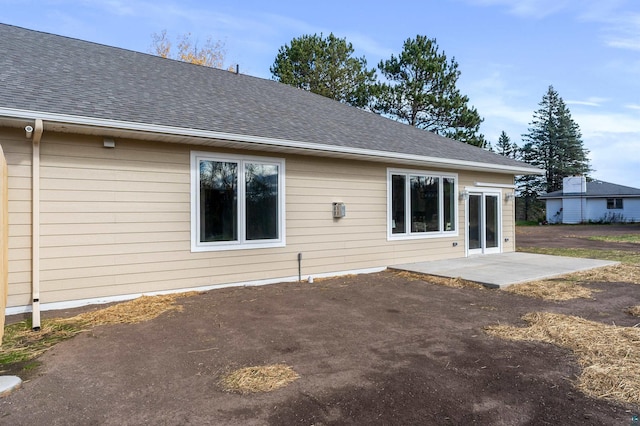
[387,168,458,240]
[191,151,285,252]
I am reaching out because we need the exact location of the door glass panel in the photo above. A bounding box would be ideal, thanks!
[485,195,498,249]
[468,194,481,250]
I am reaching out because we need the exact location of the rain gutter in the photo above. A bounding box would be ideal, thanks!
[30,119,43,331]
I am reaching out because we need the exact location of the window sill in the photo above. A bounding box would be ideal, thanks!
[191,240,286,252]
[387,231,459,241]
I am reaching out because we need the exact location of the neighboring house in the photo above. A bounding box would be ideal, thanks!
[0,24,541,322]
[540,176,640,224]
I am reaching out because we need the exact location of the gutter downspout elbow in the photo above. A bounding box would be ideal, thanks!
[31,119,43,331]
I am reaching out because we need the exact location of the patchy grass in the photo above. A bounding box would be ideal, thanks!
[516,220,541,226]
[486,312,640,406]
[519,247,640,265]
[628,306,640,317]
[1,292,197,371]
[220,364,299,394]
[570,264,640,285]
[0,319,85,368]
[587,235,640,244]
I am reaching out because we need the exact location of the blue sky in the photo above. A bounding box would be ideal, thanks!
[2,0,639,187]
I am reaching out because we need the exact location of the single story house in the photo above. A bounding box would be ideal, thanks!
[540,176,640,224]
[0,24,541,326]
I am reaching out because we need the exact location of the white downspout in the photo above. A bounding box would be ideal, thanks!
[31,119,43,331]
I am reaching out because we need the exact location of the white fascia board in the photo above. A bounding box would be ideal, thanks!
[474,182,517,188]
[0,107,543,175]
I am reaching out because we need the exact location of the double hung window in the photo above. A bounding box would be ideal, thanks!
[606,198,623,210]
[191,152,285,251]
[388,169,457,239]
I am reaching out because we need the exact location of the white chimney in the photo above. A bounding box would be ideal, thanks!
[563,176,586,194]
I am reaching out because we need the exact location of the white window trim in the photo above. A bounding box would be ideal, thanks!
[191,151,286,252]
[606,198,623,210]
[464,188,503,256]
[387,168,459,241]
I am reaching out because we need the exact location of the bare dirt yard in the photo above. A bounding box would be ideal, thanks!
[516,222,640,252]
[1,224,639,425]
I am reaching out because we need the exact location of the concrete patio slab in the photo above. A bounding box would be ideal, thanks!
[0,375,22,397]
[390,252,618,288]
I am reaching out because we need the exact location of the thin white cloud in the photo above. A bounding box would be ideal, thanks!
[466,62,640,187]
[606,36,640,51]
[341,32,395,64]
[261,13,318,36]
[467,0,640,52]
[584,132,640,187]
[600,12,640,51]
[97,0,136,16]
[74,0,143,16]
[70,0,275,36]
[579,4,640,52]
[566,97,609,107]
[466,69,535,124]
[575,111,640,136]
[568,108,640,187]
[463,0,572,19]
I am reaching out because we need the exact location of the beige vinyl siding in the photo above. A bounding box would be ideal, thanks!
[500,179,517,253]
[287,158,466,270]
[1,128,517,308]
[37,133,192,304]
[286,156,388,272]
[1,129,33,307]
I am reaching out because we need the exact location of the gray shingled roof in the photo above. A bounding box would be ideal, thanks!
[540,180,640,199]
[0,23,538,173]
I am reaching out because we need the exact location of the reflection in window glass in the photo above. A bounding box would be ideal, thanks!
[193,153,284,251]
[606,198,623,209]
[410,176,439,233]
[389,171,455,237]
[245,163,279,240]
[468,194,481,249]
[485,195,499,248]
[391,174,406,234]
[200,160,238,242]
[444,178,455,231]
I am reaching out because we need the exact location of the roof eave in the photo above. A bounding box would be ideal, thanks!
[0,107,543,175]
[540,194,640,199]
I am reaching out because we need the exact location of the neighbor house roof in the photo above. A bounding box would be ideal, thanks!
[539,180,640,199]
[0,23,541,175]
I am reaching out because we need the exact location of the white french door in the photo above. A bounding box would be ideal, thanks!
[467,192,501,255]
